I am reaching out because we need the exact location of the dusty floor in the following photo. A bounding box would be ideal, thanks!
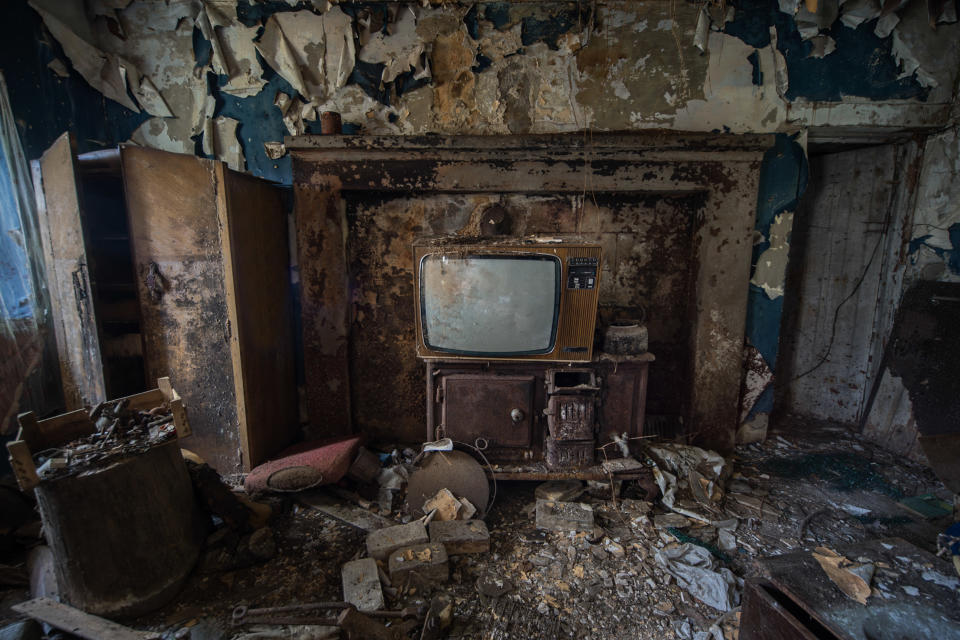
[0,416,954,639]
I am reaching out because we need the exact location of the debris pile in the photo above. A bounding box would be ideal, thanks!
[6,417,954,640]
[34,399,176,481]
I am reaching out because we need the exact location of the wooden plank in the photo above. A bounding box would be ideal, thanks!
[740,579,823,640]
[35,410,94,449]
[120,146,241,474]
[158,377,191,438]
[35,132,106,408]
[15,410,42,451]
[298,489,392,532]
[13,597,159,640]
[19,409,95,451]
[219,168,298,470]
[119,388,165,411]
[6,440,39,491]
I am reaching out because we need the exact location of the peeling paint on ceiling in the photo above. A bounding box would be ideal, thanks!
[21,0,959,178]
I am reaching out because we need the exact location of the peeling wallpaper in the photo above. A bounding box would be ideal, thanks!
[3,0,956,183]
[907,126,960,283]
[742,133,808,437]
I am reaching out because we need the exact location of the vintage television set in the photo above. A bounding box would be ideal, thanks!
[413,240,603,362]
[412,238,655,471]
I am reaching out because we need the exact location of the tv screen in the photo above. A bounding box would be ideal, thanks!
[419,253,561,356]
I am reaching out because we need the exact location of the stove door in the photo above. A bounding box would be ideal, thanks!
[440,375,534,448]
[546,395,596,440]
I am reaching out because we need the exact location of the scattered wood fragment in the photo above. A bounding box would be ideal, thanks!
[299,489,393,532]
[12,597,159,640]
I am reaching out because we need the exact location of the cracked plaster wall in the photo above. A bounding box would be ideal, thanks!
[1,0,956,442]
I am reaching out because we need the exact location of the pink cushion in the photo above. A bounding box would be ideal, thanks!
[244,435,361,494]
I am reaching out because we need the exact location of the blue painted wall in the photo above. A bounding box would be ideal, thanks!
[725,0,926,101]
[745,134,809,420]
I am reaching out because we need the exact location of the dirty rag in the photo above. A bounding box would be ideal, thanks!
[647,443,729,522]
[655,543,742,612]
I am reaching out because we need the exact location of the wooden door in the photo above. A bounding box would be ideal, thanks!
[120,146,296,473]
[120,146,242,473]
[216,167,298,471]
[32,133,106,408]
[776,144,905,423]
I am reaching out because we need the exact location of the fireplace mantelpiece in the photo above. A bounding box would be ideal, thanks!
[287,132,773,453]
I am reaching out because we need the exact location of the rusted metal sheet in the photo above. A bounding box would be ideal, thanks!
[598,359,653,448]
[290,133,770,453]
[545,437,594,468]
[405,450,489,518]
[545,395,595,440]
[441,375,534,448]
[427,360,653,468]
[487,462,654,483]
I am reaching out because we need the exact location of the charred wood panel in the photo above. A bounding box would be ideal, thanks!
[219,169,299,470]
[121,147,294,473]
[294,184,352,439]
[121,147,241,473]
[34,133,106,408]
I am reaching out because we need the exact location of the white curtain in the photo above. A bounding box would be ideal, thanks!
[0,71,60,434]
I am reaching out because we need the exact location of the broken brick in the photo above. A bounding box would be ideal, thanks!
[341,557,384,612]
[365,522,429,561]
[423,488,461,521]
[428,519,490,555]
[535,499,595,532]
[388,542,449,587]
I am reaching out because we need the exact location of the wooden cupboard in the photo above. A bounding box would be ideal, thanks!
[32,134,297,473]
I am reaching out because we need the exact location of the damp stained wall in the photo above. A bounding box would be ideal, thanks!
[1,0,957,442]
[346,191,705,443]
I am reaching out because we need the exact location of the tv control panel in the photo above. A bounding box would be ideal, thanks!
[567,257,598,290]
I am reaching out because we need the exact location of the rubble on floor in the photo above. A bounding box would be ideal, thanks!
[0,417,956,639]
